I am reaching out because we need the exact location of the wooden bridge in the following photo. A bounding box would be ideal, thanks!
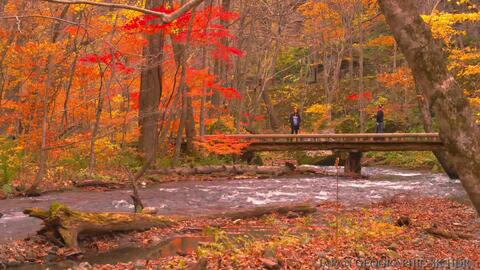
[200,133,443,175]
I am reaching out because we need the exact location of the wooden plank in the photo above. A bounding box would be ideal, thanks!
[191,133,443,153]
[246,142,444,152]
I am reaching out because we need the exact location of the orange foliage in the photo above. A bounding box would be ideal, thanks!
[377,67,415,90]
[0,0,244,184]
[194,135,250,155]
[368,35,395,47]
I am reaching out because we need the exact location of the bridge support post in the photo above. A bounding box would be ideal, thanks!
[344,152,362,176]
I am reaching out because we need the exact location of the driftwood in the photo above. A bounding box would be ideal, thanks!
[295,165,328,175]
[425,226,474,240]
[73,180,125,189]
[207,202,317,220]
[148,165,233,175]
[147,164,320,178]
[255,166,291,175]
[24,203,176,248]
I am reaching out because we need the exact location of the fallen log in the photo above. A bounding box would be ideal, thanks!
[425,226,474,240]
[225,165,244,175]
[295,165,328,175]
[24,203,176,248]
[73,180,125,189]
[147,165,230,175]
[255,166,291,176]
[147,164,300,177]
[208,202,317,220]
[195,165,227,174]
[238,165,260,175]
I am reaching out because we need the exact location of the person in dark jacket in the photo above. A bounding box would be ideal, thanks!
[290,108,301,134]
[375,105,384,133]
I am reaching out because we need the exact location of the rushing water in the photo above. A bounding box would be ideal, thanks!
[0,166,467,244]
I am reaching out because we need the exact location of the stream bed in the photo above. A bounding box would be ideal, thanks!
[0,166,468,244]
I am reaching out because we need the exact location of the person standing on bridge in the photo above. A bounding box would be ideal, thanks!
[376,105,385,133]
[290,107,301,134]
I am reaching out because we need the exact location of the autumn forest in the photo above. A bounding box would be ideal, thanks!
[0,0,479,269]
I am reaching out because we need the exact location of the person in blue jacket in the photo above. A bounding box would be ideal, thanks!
[290,107,301,134]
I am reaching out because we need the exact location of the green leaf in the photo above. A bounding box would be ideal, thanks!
[2,184,12,194]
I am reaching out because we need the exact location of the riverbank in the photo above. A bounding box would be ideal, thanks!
[0,167,468,243]
[0,164,334,200]
[1,196,478,269]
[286,151,443,172]
[364,151,443,172]
[0,150,444,200]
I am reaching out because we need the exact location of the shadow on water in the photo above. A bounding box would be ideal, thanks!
[9,235,210,270]
[9,228,273,270]
[87,235,212,264]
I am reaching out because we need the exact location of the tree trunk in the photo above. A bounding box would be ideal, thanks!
[173,100,186,166]
[0,25,16,116]
[26,56,53,196]
[234,3,247,134]
[0,0,8,14]
[88,17,119,174]
[393,41,397,69]
[24,203,175,248]
[61,52,79,129]
[358,10,365,133]
[25,6,70,195]
[207,202,316,220]
[262,89,280,131]
[173,7,196,163]
[185,95,196,153]
[199,48,207,136]
[416,95,459,179]
[322,51,331,119]
[175,36,196,154]
[207,0,231,119]
[138,0,165,160]
[87,70,105,175]
[328,47,345,122]
[378,0,480,215]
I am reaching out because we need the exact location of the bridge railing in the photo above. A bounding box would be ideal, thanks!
[199,133,441,143]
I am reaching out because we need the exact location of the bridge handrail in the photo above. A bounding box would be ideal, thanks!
[200,133,439,138]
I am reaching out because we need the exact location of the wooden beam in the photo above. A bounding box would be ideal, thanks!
[194,133,444,152]
[246,142,444,152]
[202,133,440,139]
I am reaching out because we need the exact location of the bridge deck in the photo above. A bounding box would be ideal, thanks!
[200,133,443,152]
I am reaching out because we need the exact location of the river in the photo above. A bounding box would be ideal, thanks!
[0,166,467,244]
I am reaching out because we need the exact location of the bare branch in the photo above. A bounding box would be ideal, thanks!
[0,15,88,27]
[40,0,205,23]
